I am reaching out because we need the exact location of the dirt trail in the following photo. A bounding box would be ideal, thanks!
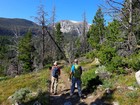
[49,68,98,105]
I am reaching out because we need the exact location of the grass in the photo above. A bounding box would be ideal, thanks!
[0,68,50,105]
[101,73,140,105]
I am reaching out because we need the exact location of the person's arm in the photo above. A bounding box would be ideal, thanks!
[69,65,75,79]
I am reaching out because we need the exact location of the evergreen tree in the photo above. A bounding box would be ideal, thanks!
[106,20,122,46]
[18,31,34,73]
[55,23,63,60]
[0,36,11,75]
[88,7,105,49]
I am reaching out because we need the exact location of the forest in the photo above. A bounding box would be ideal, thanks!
[0,0,140,105]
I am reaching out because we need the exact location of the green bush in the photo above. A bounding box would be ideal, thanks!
[126,91,139,99]
[124,52,140,71]
[97,45,116,65]
[0,76,10,81]
[82,68,97,87]
[86,50,96,59]
[10,88,31,104]
[64,65,71,74]
[102,80,113,89]
[106,56,126,74]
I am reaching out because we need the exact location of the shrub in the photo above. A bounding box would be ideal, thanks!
[86,50,96,59]
[126,52,140,71]
[96,45,116,65]
[0,76,10,81]
[126,91,139,99]
[102,80,113,89]
[82,68,97,87]
[10,88,31,104]
[95,65,111,79]
[106,56,126,74]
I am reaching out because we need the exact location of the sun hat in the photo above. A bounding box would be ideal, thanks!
[54,61,58,65]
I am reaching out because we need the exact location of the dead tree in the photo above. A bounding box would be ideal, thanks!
[35,5,48,68]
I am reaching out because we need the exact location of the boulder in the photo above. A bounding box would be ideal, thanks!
[135,70,140,86]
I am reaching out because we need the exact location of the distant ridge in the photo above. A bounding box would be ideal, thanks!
[0,18,90,36]
[0,17,39,36]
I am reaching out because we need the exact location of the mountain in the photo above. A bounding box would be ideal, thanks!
[0,18,90,36]
[0,17,39,36]
[59,20,90,36]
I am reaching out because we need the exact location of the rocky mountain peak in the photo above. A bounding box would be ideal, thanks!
[59,20,90,36]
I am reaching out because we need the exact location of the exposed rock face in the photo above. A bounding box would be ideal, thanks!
[59,20,90,36]
[135,70,140,86]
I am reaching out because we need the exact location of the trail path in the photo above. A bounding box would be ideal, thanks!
[49,68,99,105]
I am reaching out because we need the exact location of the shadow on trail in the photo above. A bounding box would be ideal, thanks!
[90,88,117,105]
[50,90,88,105]
[82,76,103,96]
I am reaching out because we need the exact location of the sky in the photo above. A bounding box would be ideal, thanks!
[0,0,111,24]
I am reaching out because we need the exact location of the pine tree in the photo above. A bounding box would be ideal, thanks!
[0,36,11,75]
[55,23,63,60]
[18,31,34,73]
[106,20,122,46]
[88,7,105,49]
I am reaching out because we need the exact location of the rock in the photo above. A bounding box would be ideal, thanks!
[135,70,140,86]
[33,101,41,105]
[92,58,100,66]
[112,101,119,105]
[127,86,136,91]
[91,104,97,105]
[64,101,72,105]
[87,95,94,99]
[105,88,111,94]
[95,66,111,79]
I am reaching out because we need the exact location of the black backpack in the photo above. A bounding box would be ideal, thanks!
[52,67,59,78]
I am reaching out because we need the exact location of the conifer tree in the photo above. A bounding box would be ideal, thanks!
[106,20,122,46]
[88,7,105,49]
[55,23,63,60]
[18,31,34,73]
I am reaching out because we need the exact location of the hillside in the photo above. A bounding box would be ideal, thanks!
[0,69,50,105]
[0,17,39,36]
[0,59,140,105]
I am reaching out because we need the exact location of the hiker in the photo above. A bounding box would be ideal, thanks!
[50,61,61,95]
[70,59,82,97]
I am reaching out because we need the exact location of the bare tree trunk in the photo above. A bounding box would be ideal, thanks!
[81,12,88,53]
[50,6,57,60]
[128,0,137,52]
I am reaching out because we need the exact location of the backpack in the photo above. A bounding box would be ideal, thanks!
[52,66,59,78]
[73,65,81,79]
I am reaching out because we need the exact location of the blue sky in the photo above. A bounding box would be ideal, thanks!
[0,0,111,24]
